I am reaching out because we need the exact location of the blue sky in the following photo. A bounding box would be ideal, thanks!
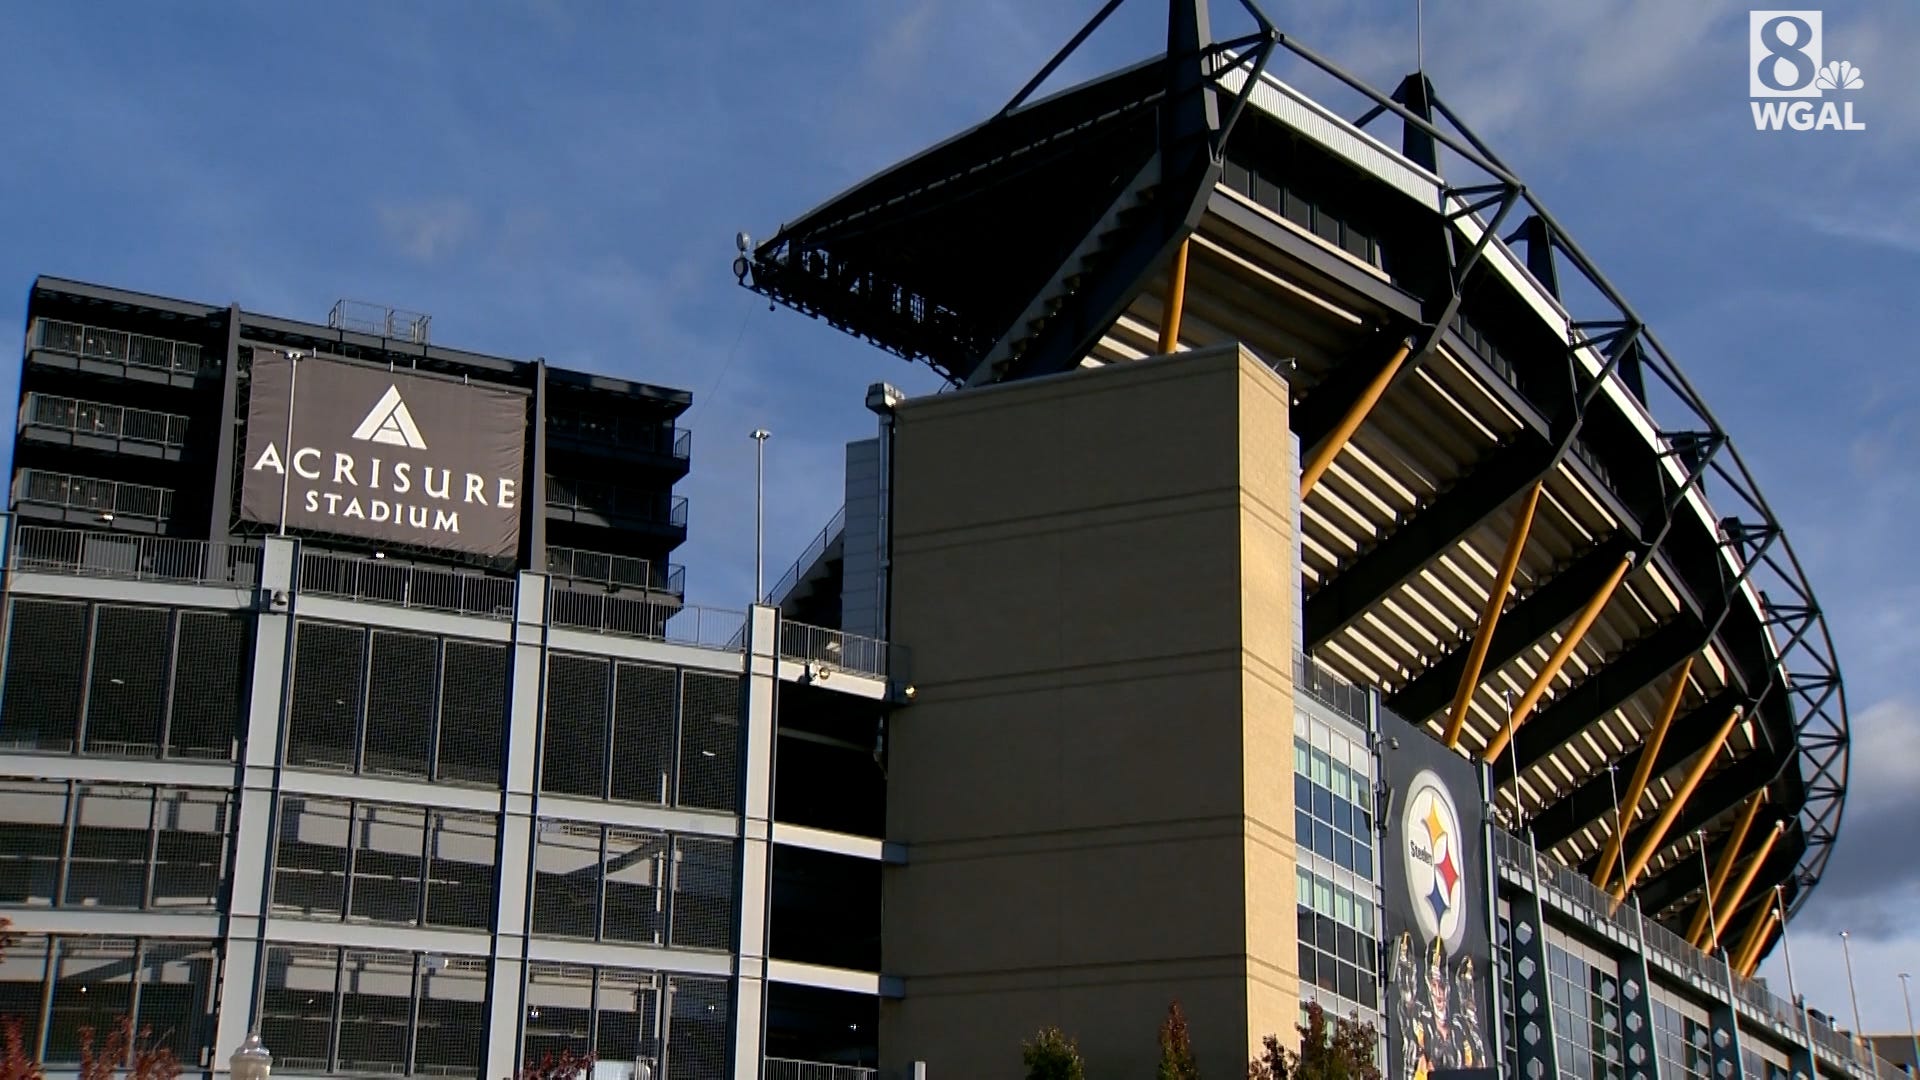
[3,0,1916,1037]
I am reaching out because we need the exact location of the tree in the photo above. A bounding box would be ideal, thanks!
[0,1017,43,1080]
[1023,1026,1086,1080]
[1158,1000,1201,1080]
[511,1049,598,1080]
[1248,1002,1381,1080]
[76,1019,181,1080]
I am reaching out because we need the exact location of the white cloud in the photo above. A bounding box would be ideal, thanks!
[376,199,476,263]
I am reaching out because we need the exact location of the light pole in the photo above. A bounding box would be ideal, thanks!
[1900,972,1918,1076]
[1841,930,1865,1048]
[751,428,771,603]
[231,1033,272,1080]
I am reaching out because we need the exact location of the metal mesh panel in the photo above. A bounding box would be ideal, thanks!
[596,969,662,1070]
[364,630,438,779]
[168,610,246,760]
[438,639,507,786]
[415,956,487,1077]
[0,781,67,905]
[350,803,427,925]
[337,948,415,1075]
[288,622,366,770]
[65,784,151,908]
[425,810,497,930]
[44,937,136,1061]
[524,963,595,1063]
[677,673,741,812]
[611,663,677,805]
[1,598,87,751]
[135,940,219,1068]
[543,653,610,797]
[151,788,232,910]
[669,836,736,952]
[603,829,668,946]
[664,975,729,1080]
[83,605,171,757]
[533,821,604,939]
[262,944,340,1071]
[0,934,49,1050]
[273,797,352,917]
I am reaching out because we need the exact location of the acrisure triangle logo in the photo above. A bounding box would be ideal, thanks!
[350,385,428,449]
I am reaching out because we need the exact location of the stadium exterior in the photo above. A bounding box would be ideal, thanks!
[0,7,1903,1080]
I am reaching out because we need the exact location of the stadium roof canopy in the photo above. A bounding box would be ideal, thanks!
[740,0,1848,958]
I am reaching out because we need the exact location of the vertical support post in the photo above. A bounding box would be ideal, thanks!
[1506,885,1560,1080]
[208,304,244,544]
[1689,795,1765,947]
[1300,340,1413,497]
[1616,907,1665,1080]
[1484,552,1635,762]
[1157,239,1190,355]
[1596,658,1694,888]
[1445,482,1542,748]
[526,359,548,573]
[1707,961,1747,1080]
[484,571,547,1080]
[213,535,297,1069]
[732,604,778,1079]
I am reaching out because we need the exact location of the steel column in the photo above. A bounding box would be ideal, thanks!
[1594,657,1693,888]
[1710,821,1786,957]
[1157,239,1190,354]
[1611,701,1743,904]
[1300,340,1413,497]
[1445,481,1542,749]
[1506,885,1560,1080]
[1688,794,1766,947]
[1484,552,1634,762]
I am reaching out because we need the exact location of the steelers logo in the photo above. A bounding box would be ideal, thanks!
[1400,770,1467,953]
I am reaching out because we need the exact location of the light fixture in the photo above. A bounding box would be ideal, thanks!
[230,1033,272,1080]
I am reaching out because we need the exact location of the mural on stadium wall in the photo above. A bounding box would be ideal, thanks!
[1380,710,1492,1080]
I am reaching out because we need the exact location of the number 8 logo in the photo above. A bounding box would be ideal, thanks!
[1756,14,1816,92]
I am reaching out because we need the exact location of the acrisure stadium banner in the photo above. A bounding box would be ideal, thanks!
[1379,707,1492,1080]
[241,350,528,560]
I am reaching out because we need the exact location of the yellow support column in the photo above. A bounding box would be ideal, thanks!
[1300,340,1414,497]
[1710,820,1785,954]
[1483,552,1636,763]
[1687,793,1767,947]
[1734,905,1779,979]
[1157,240,1190,355]
[1444,482,1543,749]
[1610,701,1743,908]
[1593,657,1694,888]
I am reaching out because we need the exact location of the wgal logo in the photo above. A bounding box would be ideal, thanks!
[1750,11,1865,131]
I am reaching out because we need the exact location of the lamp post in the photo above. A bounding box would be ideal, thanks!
[230,1033,272,1080]
[751,428,771,603]
[1900,973,1918,1077]
[1841,930,1865,1048]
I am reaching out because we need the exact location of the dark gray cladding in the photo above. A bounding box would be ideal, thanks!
[241,350,527,560]
[1379,710,1493,1080]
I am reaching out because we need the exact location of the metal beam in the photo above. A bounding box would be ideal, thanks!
[1300,339,1413,497]
[1736,909,1778,980]
[1711,820,1786,955]
[1444,481,1542,748]
[1484,552,1634,762]
[1157,239,1191,354]
[1688,794,1766,947]
[1610,700,1743,906]
[1306,435,1554,649]
[1590,738,1791,892]
[1592,656,1693,889]
[1529,685,1744,850]
[1504,615,1708,780]
[1385,535,1635,724]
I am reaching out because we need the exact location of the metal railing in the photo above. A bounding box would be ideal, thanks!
[22,392,189,449]
[548,587,745,650]
[1295,651,1368,722]
[548,410,693,460]
[11,525,260,586]
[764,1060,876,1080]
[298,550,515,619]
[329,298,431,343]
[547,476,689,528]
[765,506,846,605]
[16,469,173,522]
[547,544,685,595]
[32,318,206,376]
[779,618,893,679]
